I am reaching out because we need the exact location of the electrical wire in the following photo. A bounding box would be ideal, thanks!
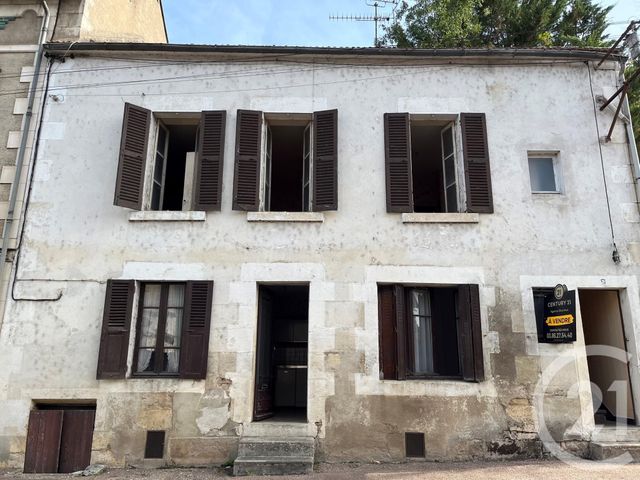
[0,58,594,98]
[10,58,62,302]
[586,61,619,262]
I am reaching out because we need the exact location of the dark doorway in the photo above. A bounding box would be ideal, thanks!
[24,404,96,473]
[579,290,636,425]
[254,285,309,422]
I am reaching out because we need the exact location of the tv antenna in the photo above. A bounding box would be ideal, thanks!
[330,1,399,47]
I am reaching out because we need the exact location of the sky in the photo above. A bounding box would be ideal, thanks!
[163,0,639,47]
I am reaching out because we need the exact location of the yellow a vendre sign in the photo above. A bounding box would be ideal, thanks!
[543,284,577,343]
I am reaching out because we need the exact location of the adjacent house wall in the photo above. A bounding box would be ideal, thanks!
[0,51,638,468]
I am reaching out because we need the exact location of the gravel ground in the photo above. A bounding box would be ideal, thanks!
[5,459,640,480]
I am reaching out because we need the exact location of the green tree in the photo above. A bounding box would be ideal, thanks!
[627,62,640,152]
[383,0,612,48]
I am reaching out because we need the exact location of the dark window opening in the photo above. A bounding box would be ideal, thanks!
[134,283,185,376]
[405,432,426,458]
[265,123,311,212]
[254,284,309,423]
[151,122,198,211]
[533,287,554,343]
[407,287,460,378]
[144,431,165,459]
[411,122,457,213]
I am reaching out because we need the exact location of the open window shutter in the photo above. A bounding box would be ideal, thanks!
[96,280,134,379]
[24,410,63,473]
[384,113,413,213]
[461,113,493,213]
[232,110,262,211]
[195,111,226,211]
[456,284,485,382]
[114,103,151,210]
[179,281,213,379]
[312,109,338,211]
[393,284,407,380]
[378,285,397,380]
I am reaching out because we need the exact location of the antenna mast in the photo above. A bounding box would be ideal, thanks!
[330,1,398,47]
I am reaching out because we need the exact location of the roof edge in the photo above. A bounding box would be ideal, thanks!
[43,42,625,62]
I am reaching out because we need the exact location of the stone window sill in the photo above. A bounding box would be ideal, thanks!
[129,211,206,222]
[401,212,479,224]
[247,212,324,223]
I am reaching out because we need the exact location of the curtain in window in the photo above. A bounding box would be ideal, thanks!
[411,289,434,375]
[164,285,185,373]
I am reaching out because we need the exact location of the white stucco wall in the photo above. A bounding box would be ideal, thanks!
[0,50,639,466]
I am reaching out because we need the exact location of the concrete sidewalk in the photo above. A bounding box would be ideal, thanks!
[4,460,640,480]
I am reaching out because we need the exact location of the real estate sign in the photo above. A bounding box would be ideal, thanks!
[543,285,576,343]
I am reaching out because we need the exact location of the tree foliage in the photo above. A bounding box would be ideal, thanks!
[383,0,613,48]
[627,62,640,152]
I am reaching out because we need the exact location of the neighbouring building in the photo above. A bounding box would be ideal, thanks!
[0,43,639,474]
[0,0,167,337]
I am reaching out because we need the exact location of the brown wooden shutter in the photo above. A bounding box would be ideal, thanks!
[96,279,134,379]
[24,410,63,473]
[461,113,493,213]
[312,109,338,211]
[233,110,262,211]
[393,284,407,380]
[195,111,226,211]
[114,103,151,210]
[457,284,485,382]
[378,284,397,380]
[179,281,213,379]
[384,113,413,213]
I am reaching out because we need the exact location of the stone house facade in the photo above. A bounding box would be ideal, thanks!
[0,42,639,472]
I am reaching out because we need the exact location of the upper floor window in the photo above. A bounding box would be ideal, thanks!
[113,103,226,212]
[384,112,493,214]
[528,152,561,194]
[232,109,338,213]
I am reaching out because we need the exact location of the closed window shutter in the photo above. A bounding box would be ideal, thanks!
[384,113,413,213]
[312,109,338,211]
[232,110,262,211]
[456,284,485,382]
[179,281,213,379]
[114,103,151,210]
[195,111,226,211]
[461,113,493,213]
[24,410,63,473]
[378,285,397,380]
[96,280,134,379]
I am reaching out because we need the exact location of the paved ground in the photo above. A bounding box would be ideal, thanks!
[5,460,640,479]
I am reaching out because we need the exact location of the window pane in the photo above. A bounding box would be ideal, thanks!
[444,157,456,187]
[151,183,161,210]
[154,153,165,182]
[164,308,183,347]
[163,349,180,373]
[156,126,166,153]
[410,289,434,375]
[446,185,458,213]
[442,127,453,157]
[137,348,155,372]
[139,308,159,347]
[528,157,557,192]
[143,284,162,307]
[167,284,185,308]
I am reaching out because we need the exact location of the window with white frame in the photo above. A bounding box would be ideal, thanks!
[528,152,561,193]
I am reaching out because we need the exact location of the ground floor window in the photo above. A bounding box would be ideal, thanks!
[378,283,484,382]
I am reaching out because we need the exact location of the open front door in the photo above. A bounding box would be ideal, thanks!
[254,288,274,420]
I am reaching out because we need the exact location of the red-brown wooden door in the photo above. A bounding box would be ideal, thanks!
[24,408,95,474]
[58,410,96,473]
[24,410,63,473]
